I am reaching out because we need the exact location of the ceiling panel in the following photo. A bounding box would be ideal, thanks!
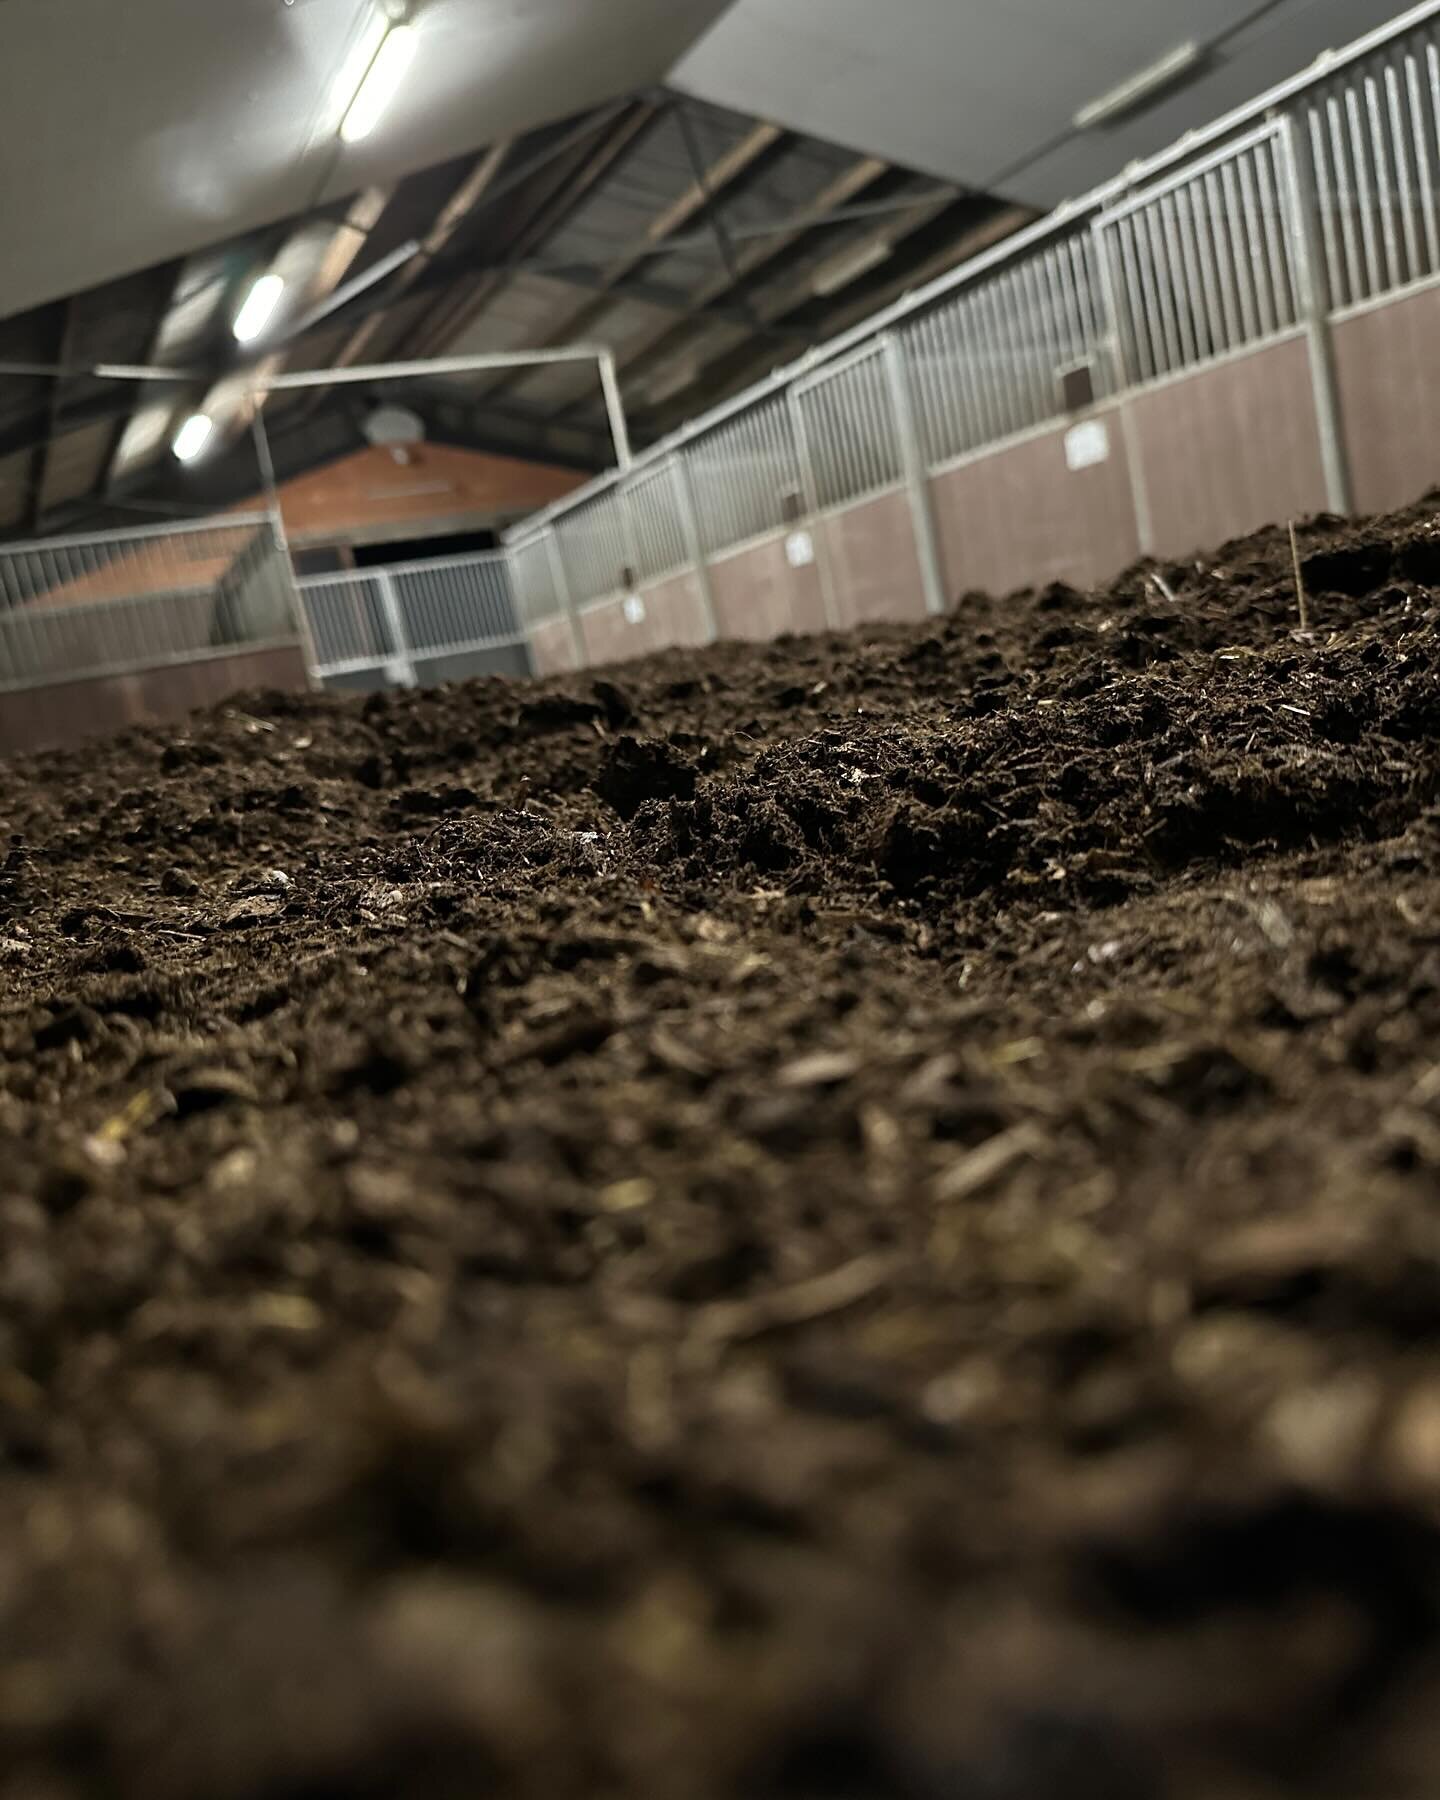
[673,0,1392,207]
[0,453,34,532]
[0,0,732,320]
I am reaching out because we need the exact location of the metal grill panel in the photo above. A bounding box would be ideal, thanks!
[904,231,1108,468]
[298,573,395,675]
[1304,25,1440,310]
[624,463,689,584]
[0,515,299,692]
[555,493,628,606]
[686,397,803,556]
[509,535,561,628]
[795,345,902,511]
[1098,124,1301,385]
[391,554,518,656]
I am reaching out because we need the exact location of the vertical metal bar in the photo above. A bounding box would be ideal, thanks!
[1306,104,1347,311]
[1142,202,1180,372]
[828,378,849,504]
[949,299,985,452]
[872,349,901,487]
[908,315,938,464]
[1327,92,1365,303]
[1177,182,1216,359]
[1001,269,1038,427]
[1255,139,1297,323]
[599,352,633,471]
[1019,256,1057,420]
[979,277,1021,435]
[1052,241,1085,385]
[1182,178,1225,356]
[1366,67,1405,288]
[847,363,871,495]
[1158,192,1199,368]
[808,383,833,507]
[936,307,967,460]
[847,363,871,497]
[1345,83,1383,295]
[836,366,862,499]
[1238,149,1279,335]
[544,528,586,670]
[1000,265,1035,423]
[1387,61,1424,279]
[672,453,720,645]
[1033,250,1066,411]
[1406,47,1440,271]
[374,568,416,688]
[1429,33,1440,217]
[1195,170,1238,349]
[787,382,840,630]
[1122,213,1162,379]
[251,411,280,514]
[883,333,947,617]
[1221,157,1260,339]
[958,291,998,444]
[1092,218,1133,390]
[1279,113,1353,515]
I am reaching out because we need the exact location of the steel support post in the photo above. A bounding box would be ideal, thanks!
[1279,114,1354,515]
[544,529,587,670]
[882,332,948,617]
[375,569,418,688]
[786,384,841,631]
[670,453,719,644]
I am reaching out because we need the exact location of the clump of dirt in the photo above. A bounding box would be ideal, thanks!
[3,496,1440,1799]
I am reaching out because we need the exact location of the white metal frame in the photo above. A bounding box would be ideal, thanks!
[504,0,1439,664]
[0,510,304,694]
[299,545,526,685]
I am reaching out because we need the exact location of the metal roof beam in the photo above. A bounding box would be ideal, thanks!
[405,101,662,359]
[546,152,893,423]
[646,199,1030,436]
[468,106,786,406]
[313,154,509,383]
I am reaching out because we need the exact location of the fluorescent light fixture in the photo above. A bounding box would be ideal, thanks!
[1074,41,1203,130]
[340,24,418,143]
[172,413,215,463]
[326,8,389,133]
[810,238,892,298]
[233,273,286,344]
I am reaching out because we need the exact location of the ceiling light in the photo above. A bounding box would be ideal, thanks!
[1074,41,1203,130]
[233,273,286,344]
[172,413,215,463]
[340,24,418,144]
[810,239,892,298]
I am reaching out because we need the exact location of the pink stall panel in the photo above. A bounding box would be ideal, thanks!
[930,408,1140,599]
[0,644,310,757]
[643,571,713,650]
[580,598,647,667]
[818,489,927,628]
[708,532,828,642]
[529,617,580,677]
[578,574,709,667]
[1332,282,1440,518]
[1123,334,1329,559]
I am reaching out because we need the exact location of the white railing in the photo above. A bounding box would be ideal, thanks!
[0,513,301,692]
[298,547,526,685]
[507,1,1440,646]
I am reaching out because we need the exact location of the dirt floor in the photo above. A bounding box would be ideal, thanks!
[4,497,1440,1798]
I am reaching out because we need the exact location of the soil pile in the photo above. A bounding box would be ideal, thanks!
[4,499,1440,1797]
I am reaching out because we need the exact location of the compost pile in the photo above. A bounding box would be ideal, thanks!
[5,499,1440,1800]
